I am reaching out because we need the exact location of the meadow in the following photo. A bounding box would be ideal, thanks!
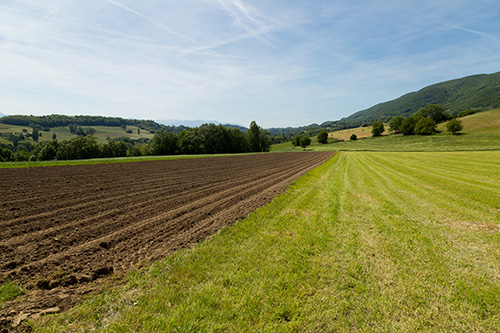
[28,150,500,332]
[0,123,154,145]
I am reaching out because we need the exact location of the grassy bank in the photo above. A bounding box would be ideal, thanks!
[272,133,500,152]
[32,151,500,331]
[0,153,260,169]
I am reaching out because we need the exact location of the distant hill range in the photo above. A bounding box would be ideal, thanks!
[0,112,5,118]
[157,119,247,131]
[331,71,500,127]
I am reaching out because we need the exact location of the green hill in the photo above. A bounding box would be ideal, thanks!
[333,71,500,126]
[438,108,500,134]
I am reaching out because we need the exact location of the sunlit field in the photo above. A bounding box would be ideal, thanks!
[31,151,500,332]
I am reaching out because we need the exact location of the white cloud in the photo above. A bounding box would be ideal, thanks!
[0,1,499,127]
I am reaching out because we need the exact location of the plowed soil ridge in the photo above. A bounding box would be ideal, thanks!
[0,152,334,328]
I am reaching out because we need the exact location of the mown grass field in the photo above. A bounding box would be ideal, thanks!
[30,150,500,332]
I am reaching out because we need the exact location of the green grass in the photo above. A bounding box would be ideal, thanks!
[31,151,500,332]
[438,108,500,135]
[272,133,500,152]
[0,281,24,305]
[0,124,154,145]
[329,125,390,140]
[0,153,259,169]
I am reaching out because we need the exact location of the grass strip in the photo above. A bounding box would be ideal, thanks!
[0,153,258,169]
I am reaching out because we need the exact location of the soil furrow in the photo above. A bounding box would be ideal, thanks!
[0,152,335,328]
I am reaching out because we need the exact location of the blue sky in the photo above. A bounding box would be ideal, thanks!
[1,0,499,127]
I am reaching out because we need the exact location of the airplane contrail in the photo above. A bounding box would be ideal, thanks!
[104,0,199,45]
[444,23,500,44]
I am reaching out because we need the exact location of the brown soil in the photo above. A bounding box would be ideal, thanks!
[0,152,334,329]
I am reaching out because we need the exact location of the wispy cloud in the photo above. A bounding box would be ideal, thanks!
[104,0,199,45]
[1,1,500,127]
[444,23,500,45]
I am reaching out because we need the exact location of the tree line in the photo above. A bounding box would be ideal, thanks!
[387,104,462,136]
[0,121,270,162]
[0,114,188,134]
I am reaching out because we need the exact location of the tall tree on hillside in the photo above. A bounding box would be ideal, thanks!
[371,121,385,137]
[32,127,39,142]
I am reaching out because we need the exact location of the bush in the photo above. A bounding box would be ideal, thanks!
[415,104,452,123]
[389,116,404,133]
[414,118,436,135]
[350,134,357,141]
[399,116,418,135]
[371,121,385,137]
[291,134,311,149]
[317,131,328,144]
[446,118,463,135]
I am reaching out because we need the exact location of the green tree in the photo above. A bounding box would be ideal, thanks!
[350,134,357,141]
[415,104,451,123]
[32,127,39,142]
[291,134,302,147]
[178,128,202,154]
[56,136,101,160]
[414,117,437,135]
[446,118,463,135]
[52,132,57,140]
[247,121,270,152]
[371,121,385,137]
[102,139,127,158]
[389,116,404,133]
[300,136,311,149]
[247,121,261,152]
[150,130,178,155]
[291,134,311,149]
[37,140,59,160]
[317,130,328,144]
[399,116,419,135]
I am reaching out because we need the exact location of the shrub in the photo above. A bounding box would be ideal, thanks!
[317,131,328,144]
[446,118,463,135]
[414,118,436,135]
[350,134,357,141]
[371,121,385,137]
[389,116,404,133]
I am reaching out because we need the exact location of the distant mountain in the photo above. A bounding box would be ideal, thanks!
[333,71,500,126]
[0,112,5,118]
[157,119,220,127]
[157,119,247,131]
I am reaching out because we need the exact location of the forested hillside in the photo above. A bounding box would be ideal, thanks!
[335,71,500,126]
[0,115,187,134]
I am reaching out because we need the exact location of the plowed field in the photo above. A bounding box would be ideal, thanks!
[0,152,334,326]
